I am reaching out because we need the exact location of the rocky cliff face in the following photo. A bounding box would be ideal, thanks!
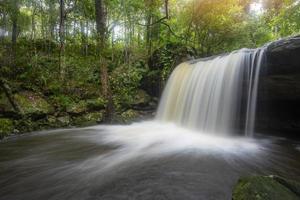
[256,36,300,138]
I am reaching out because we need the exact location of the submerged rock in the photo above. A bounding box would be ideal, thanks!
[233,175,300,200]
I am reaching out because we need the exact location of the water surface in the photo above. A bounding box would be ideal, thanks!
[0,122,300,200]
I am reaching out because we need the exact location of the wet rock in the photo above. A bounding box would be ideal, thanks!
[233,175,300,200]
[255,36,300,137]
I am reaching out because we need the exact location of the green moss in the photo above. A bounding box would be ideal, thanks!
[86,98,106,110]
[14,91,54,115]
[0,118,14,139]
[72,111,104,127]
[131,90,151,106]
[0,93,15,113]
[120,109,139,123]
[233,176,300,200]
[66,100,88,114]
[49,95,74,112]
[57,116,71,126]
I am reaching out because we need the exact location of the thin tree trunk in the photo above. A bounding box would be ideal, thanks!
[165,0,169,19]
[95,0,113,122]
[11,0,19,72]
[1,13,7,44]
[31,7,36,41]
[31,7,37,69]
[80,20,88,56]
[11,18,17,47]
[59,0,65,81]
[0,79,22,114]
[85,21,89,55]
[146,14,152,57]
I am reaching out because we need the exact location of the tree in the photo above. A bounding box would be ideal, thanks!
[59,0,65,79]
[95,0,113,121]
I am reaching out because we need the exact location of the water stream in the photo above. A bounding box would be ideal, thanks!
[0,123,299,199]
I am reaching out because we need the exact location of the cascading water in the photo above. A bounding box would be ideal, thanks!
[156,48,266,136]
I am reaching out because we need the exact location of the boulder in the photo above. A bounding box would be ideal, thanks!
[119,109,140,123]
[66,100,88,115]
[86,98,106,111]
[72,111,104,126]
[233,175,300,200]
[57,115,71,126]
[66,98,106,115]
[0,93,15,115]
[14,91,54,117]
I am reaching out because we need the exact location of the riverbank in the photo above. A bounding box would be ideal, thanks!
[0,87,157,139]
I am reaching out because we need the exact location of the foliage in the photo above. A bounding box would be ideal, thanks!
[0,118,14,139]
[110,63,146,110]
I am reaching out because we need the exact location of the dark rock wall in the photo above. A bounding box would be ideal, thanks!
[256,36,300,138]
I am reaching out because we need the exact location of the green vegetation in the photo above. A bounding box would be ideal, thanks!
[233,175,300,200]
[0,0,300,137]
[0,118,14,139]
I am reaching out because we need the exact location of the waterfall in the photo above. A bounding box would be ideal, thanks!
[156,48,266,136]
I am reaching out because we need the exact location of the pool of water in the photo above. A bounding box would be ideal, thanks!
[0,122,299,200]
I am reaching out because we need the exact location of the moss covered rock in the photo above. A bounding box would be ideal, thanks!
[66,100,88,115]
[0,118,14,139]
[57,115,71,126]
[14,91,54,116]
[120,109,140,123]
[233,175,300,200]
[86,98,106,111]
[132,90,151,106]
[66,98,106,115]
[0,93,15,114]
[72,111,104,126]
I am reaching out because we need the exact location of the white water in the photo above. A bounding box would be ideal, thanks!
[157,48,266,136]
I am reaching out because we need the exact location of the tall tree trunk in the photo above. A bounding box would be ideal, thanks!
[0,79,22,114]
[146,14,152,57]
[94,0,113,122]
[11,0,19,72]
[165,0,169,19]
[11,16,18,48]
[1,13,7,44]
[49,1,56,40]
[80,20,88,56]
[59,0,65,81]
[31,6,37,69]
